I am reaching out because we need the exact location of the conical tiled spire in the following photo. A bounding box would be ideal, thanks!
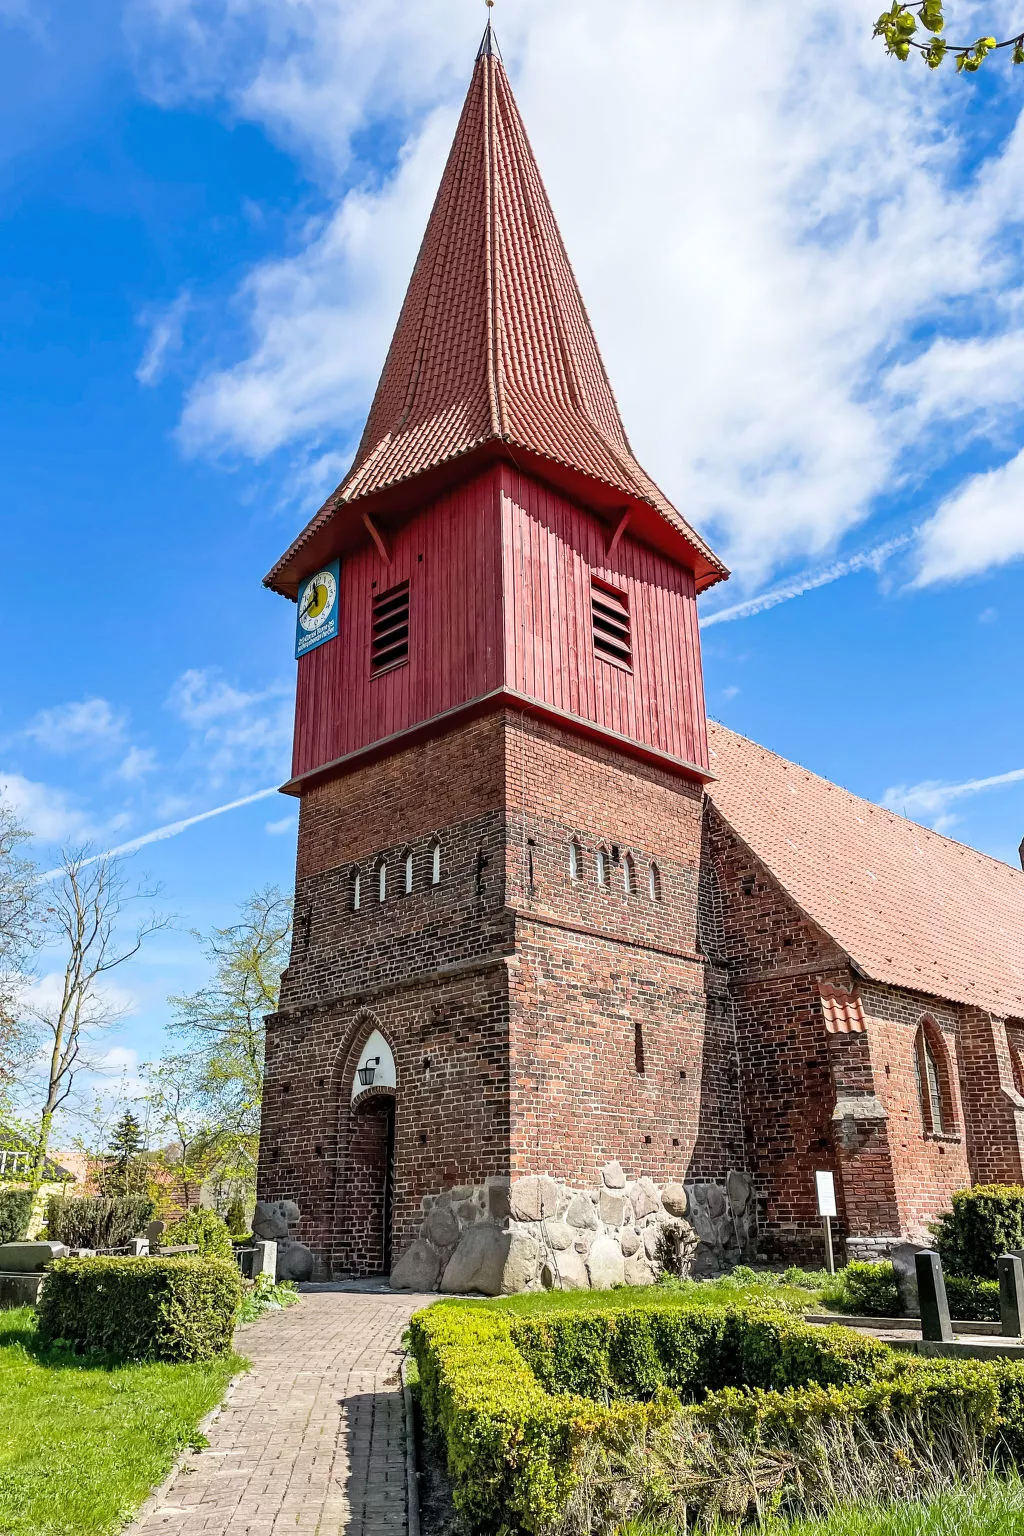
[266,44,726,595]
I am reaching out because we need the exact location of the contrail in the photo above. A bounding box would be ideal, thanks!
[39,786,282,880]
[700,532,915,628]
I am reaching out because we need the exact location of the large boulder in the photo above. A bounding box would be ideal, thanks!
[391,1240,442,1293]
[501,1232,541,1293]
[486,1178,511,1223]
[549,1249,589,1290]
[424,1204,460,1249]
[599,1188,627,1227]
[600,1161,627,1190]
[276,1241,315,1282]
[624,1252,656,1287]
[726,1170,754,1214]
[566,1194,599,1230]
[510,1176,558,1222]
[544,1221,574,1252]
[630,1178,662,1219]
[441,1227,512,1296]
[253,1200,299,1241]
[620,1227,642,1258]
[587,1235,626,1290]
[661,1183,689,1218]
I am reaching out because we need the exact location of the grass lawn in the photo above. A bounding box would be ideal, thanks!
[741,1475,1024,1536]
[0,1307,243,1535]
[445,1268,826,1317]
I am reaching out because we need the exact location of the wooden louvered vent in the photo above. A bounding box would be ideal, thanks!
[591,579,632,670]
[371,581,411,675]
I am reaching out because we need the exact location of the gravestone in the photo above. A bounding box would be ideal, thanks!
[915,1250,953,1343]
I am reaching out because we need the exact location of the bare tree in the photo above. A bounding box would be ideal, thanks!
[143,1053,222,1212]
[25,850,169,1191]
[0,794,40,1097]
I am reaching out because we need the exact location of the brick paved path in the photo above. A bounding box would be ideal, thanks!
[129,1288,435,1536]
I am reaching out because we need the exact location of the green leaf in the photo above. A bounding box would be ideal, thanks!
[1013,38,1024,63]
[917,0,944,33]
[924,35,947,66]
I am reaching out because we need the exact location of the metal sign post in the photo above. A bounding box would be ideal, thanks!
[815,1171,837,1275]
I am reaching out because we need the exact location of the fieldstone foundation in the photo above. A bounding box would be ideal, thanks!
[391,1163,757,1295]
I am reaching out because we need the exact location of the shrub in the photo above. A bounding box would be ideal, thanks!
[820,1262,903,1317]
[411,1298,1024,1536]
[162,1208,233,1260]
[46,1195,154,1250]
[0,1190,33,1246]
[945,1273,1000,1322]
[934,1184,1024,1279]
[225,1198,247,1237]
[37,1255,242,1362]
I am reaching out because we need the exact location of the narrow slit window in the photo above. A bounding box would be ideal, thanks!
[634,1021,646,1076]
[351,870,361,912]
[649,862,662,902]
[569,840,582,881]
[404,849,414,896]
[371,580,411,675]
[430,838,441,886]
[375,857,387,903]
[623,853,636,895]
[591,579,632,670]
[596,848,609,888]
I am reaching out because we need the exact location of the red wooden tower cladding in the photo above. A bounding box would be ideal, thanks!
[259,25,742,1289]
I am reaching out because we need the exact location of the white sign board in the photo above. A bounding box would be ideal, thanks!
[815,1171,837,1218]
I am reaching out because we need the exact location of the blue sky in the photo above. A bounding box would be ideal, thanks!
[2,0,1023,1139]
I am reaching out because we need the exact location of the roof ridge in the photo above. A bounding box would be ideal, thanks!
[707,720,1024,880]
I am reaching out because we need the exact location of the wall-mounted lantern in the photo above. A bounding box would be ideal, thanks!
[358,1057,381,1087]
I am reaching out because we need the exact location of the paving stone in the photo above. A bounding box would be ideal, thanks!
[127,1289,433,1536]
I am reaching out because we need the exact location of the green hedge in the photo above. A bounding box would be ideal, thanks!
[409,1298,1024,1535]
[935,1185,1024,1280]
[162,1208,233,1259]
[0,1190,33,1246]
[36,1256,242,1362]
[46,1195,154,1250]
[821,1260,1000,1322]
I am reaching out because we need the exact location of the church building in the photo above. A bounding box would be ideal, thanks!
[257,28,1024,1289]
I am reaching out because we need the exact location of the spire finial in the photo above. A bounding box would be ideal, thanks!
[477,1,502,60]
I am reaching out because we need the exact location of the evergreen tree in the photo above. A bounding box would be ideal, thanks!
[101,1110,149,1197]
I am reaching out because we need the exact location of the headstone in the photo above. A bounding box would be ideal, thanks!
[252,1240,278,1281]
[130,1238,149,1257]
[147,1220,165,1250]
[915,1250,953,1343]
[0,1242,66,1273]
[999,1253,1024,1337]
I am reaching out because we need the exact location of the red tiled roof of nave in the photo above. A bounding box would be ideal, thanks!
[706,721,1024,1019]
[265,34,726,597]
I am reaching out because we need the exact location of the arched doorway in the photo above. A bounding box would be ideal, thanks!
[347,1031,397,1276]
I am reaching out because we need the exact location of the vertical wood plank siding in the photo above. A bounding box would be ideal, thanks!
[292,463,709,779]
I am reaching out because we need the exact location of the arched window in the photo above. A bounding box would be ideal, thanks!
[569,839,582,881]
[623,853,636,895]
[649,862,662,902]
[915,1019,954,1135]
[375,856,387,903]
[596,847,609,888]
[429,838,441,886]
[634,1020,646,1075]
[350,870,361,912]
[403,848,414,896]
[1010,1031,1024,1099]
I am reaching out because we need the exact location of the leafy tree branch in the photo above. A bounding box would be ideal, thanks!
[875,0,1024,70]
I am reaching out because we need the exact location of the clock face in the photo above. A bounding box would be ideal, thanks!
[298,570,338,633]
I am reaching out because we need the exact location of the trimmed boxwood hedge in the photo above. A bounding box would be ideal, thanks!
[37,1256,242,1362]
[821,1260,1000,1321]
[0,1189,33,1246]
[935,1185,1024,1280]
[408,1299,1024,1535]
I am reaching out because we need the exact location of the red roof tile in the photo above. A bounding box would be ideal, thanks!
[707,721,1024,1019]
[265,43,726,597]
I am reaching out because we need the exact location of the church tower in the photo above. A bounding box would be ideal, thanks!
[259,28,741,1286]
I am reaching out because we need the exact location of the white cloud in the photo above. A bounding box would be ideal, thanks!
[127,0,1024,584]
[883,765,1024,822]
[166,667,292,783]
[137,291,191,386]
[25,697,127,754]
[265,813,296,836]
[914,448,1024,585]
[22,970,139,1027]
[0,772,101,843]
[115,746,159,782]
